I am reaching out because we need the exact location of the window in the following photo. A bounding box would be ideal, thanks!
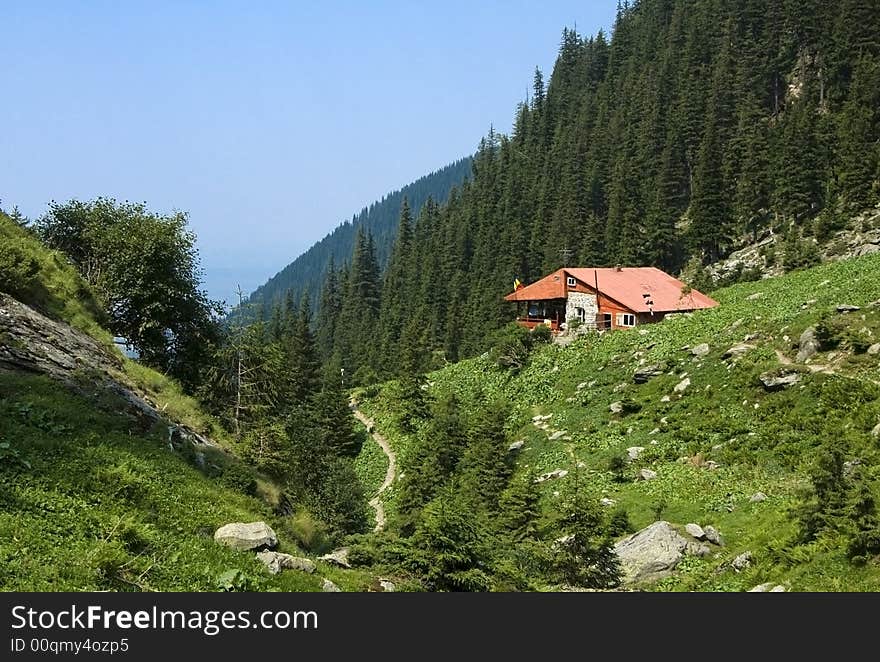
[575,307,586,322]
[566,276,576,288]
[617,313,636,327]
[601,313,612,329]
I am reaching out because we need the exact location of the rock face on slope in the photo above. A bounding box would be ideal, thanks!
[0,293,121,378]
[0,292,214,446]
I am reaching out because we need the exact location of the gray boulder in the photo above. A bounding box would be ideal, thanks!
[319,548,351,568]
[759,369,801,391]
[256,551,316,575]
[633,365,665,384]
[732,551,752,571]
[685,523,705,539]
[749,492,768,503]
[378,580,396,592]
[703,525,724,546]
[691,343,710,357]
[214,522,277,551]
[610,401,624,414]
[548,430,566,441]
[614,521,694,584]
[637,468,657,481]
[836,304,861,313]
[322,578,342,592]
[723,344,754,359]
[674,377,691,393]
[868,343,880,356]
[508,440,525,452]
[796,326,820,363]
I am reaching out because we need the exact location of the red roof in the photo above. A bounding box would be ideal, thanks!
[504,267,718,313]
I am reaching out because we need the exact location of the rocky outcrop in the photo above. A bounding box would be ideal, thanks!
[796,326,820,363]
[255,551,315,575]
[691,343,710,357]
[633,365,664,384]
[759,369,802,391]
[319,548,351,568]
[636,468,657,481]
[614,521,698,584]
[0,293,215,448]
[322,578,342,592]
[214,522,278,551]
[723,344,755,359]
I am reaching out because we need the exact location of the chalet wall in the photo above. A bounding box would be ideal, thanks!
[565,292,598,329]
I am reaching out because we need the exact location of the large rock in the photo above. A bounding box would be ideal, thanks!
[319,548,351,568]
[610,401,624,414]
[723,344,754,359]
[796,326,820,363]
[703,525,724,546]
[749,492,768,503]
[634,365,664,384]
[685,523,705,539]
[691,343,710,357]
[637,468,657,481]
[214,522,277,551]
[674,377,691,393]
[732,551,752,571]
[868,343,880,356]
[836,304,861,313]
[256,551,315,575]
[614,521,692,584]
[322,578,342,592]
[548,430,566,441]
[759,369,801,391]
[508,440,525,452]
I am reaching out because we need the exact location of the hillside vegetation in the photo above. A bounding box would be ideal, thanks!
[0,210,373,591]
[307,0,880,384]
[355,253,880,590]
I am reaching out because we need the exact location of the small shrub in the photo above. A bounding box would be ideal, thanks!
[489,323,534,372]
[531,324,552,343]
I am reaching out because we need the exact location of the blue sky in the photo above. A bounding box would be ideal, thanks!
[1,1,616,304]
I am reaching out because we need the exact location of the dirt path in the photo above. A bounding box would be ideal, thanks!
[350,403,397,532]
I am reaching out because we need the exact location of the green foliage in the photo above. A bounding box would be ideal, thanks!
[0,211,111,347]
[531,324,552,343]
[489,323,534,372]
[34,198,222,388]
[0,372,325,592]
[551,487,620,589]
[404,487,493,591]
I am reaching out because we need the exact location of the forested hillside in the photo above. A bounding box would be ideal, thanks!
[310,0,880,383]
[243,157,472,319]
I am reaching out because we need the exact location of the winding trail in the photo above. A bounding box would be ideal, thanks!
[350,402,397,532]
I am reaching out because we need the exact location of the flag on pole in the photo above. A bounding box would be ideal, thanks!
[513,278,523,291]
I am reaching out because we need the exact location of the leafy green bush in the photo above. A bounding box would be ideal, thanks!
[489,323,534,372]
[531,324,552,343]
[0,238,40,298]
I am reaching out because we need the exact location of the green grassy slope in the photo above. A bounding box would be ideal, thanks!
[0,211,374,591]
[0,372,374,591]
[357,254,880,591]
